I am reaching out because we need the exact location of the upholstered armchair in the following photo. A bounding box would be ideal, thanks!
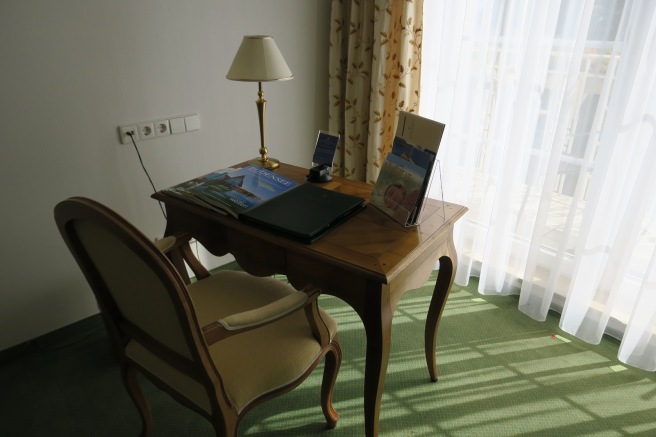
[54,197,341,436]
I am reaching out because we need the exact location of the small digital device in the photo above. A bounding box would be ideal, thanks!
[307,130,340,183]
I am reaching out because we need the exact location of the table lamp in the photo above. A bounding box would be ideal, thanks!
[226,35,293,170]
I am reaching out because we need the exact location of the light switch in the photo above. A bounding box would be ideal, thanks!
[185,114,200,131]
[169,117,186,134]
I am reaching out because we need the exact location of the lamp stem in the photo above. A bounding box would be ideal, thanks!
[256,82,266,159]
[252,82,279,169]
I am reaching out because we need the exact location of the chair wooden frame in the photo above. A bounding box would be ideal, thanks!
[54,197,342,436]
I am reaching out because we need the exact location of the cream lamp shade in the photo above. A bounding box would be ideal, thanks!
[226,35,293,82]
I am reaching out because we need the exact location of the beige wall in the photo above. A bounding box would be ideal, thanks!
[0,0,331,350]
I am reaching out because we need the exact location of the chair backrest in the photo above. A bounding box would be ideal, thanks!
[54,197,215,384]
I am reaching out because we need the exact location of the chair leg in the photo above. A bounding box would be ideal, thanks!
[210,411,238,437]
[121,364,153,437]
[321,339,342,429]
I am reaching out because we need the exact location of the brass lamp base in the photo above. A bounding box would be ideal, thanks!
[249,156,280,170]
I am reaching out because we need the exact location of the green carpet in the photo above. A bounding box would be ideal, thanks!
[2,268,655,436]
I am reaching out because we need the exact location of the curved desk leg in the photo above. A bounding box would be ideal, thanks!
[362,285,394,437]
[425,234,458,382]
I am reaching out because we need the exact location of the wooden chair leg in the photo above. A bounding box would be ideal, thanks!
[321,338,342,429]
[210,410,238,437]
[121,365,153,437]
[211,421,237,437]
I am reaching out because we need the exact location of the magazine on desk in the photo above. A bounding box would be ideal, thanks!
[371,112,445,226]
[163,168,232,212]
[164,165,298,218]
[163,165,366,243]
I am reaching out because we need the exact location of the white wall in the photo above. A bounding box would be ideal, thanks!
[0,0,331,350]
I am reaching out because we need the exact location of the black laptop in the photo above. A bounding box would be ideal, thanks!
[239,183,366,244]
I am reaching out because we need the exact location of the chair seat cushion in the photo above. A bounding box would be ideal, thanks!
[189,270,336,412]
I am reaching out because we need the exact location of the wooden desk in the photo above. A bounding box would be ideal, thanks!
[153,162,467,437]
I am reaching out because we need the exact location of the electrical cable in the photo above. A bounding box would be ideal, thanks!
[128,131,167,220]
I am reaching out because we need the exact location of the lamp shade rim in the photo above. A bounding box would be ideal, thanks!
[225,75,294,82]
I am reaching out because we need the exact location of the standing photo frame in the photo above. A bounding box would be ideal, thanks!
[307,130,340,183]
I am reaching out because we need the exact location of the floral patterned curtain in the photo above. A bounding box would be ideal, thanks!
[328,0,423,184]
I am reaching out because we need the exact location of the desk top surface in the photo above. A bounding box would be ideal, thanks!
[154,162,467,284]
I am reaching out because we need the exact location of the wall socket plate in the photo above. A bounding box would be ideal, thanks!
[154,120,170,137]
[118,113,199,144]
[119,125,138,144]
[138,122,155,140]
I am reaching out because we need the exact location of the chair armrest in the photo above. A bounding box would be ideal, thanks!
[202,286,321,345]
[153,236,177,253]
[155,233,211,283]
[221,292,308,329]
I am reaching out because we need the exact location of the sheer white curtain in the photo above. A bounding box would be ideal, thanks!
[421,0,656,371]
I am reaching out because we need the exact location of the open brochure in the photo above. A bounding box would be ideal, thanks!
[371,112,445,226]
[164,165,298,218]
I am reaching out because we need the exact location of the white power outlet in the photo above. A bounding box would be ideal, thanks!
[138,122,155,140]
[154,119,171,137]
[119,125,139,144]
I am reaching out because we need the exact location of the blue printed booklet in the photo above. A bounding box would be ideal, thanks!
[371,137,436,224]
[163,168,233,211]
[165,165,298,218]
[371,112,445,226]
